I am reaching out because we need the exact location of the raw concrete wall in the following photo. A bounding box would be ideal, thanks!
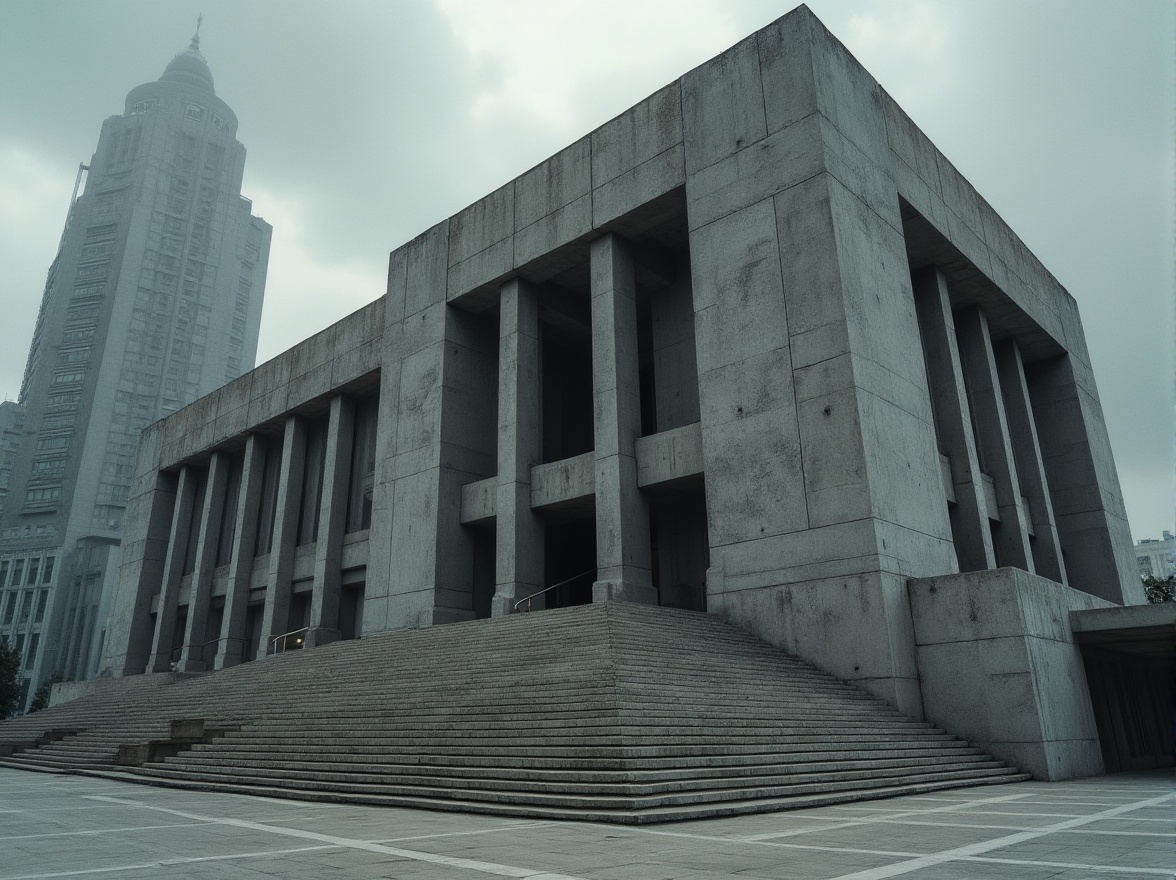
[100,6,1140,720]
[688,11,957,717]
[909,568,1111,780]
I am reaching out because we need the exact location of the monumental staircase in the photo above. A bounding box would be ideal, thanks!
[0,602,1028,822]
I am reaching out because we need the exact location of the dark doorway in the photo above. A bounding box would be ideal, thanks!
[470,525,495,619]
[541,329,594,463]
[339,583,364,640]
[649,487,709,611]
[290,593,310,632]
[205,604,224,665]
[170,606,188,663]
[243,603,262,661]
[543,519,596,608]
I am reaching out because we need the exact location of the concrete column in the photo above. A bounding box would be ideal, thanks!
[307,395,356,646]
[954,306,1034,571]
[256,416,307,659]
[147,466,199,672]
[912,268,996,572]
[177,451,230,671]
[215,434,264,669]
[589,234,655,604]
[994,340,1068,584]
[1027,354,1142,604]
[492,279,544,616]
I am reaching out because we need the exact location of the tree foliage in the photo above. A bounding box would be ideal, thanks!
[0,639,20,720]
[1143,575,1176,603]
[28,671,65,714]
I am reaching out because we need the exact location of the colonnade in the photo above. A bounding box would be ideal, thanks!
[146,394,363,672]
[913,266,1068,582]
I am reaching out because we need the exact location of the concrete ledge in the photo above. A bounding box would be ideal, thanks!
[908,568,1112,781]
[635,422,703,488]
[1071,601,1176,633]
[1070,601,1175,661]
[460,477,496,525]
[531,452,595,511]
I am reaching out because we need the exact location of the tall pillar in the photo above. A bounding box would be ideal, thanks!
[589,234,655,604]
[1027,354,1141,604]
[100,481,177,674]
[256,416,307,659]
[215,434,264,669]
[307,395,355,646]
[912,268,996,572]
[994,340,1068,584]
[147,465,199,672]
[955,306,1034,570]
[492,279,544,616]
[178,451,230,671]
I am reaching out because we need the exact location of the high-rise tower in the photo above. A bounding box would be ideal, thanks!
[0,30,271,707]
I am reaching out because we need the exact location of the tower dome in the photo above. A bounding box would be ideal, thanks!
[159,31,215,94]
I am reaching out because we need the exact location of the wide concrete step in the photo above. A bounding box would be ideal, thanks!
[160,752,999,790]
[0,602,1026,822]
[128,763,1025,812]
[100,769,1030,824]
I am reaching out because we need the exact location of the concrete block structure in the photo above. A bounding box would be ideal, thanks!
[100,7,1149,780]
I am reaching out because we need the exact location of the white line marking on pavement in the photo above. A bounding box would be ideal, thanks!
[965,855,1173,876]
[84,795,587,880]
[822,792,1174,880]
[742,791,1034,840]
[0,844,341,880]
[631,815,1174,877]
[826,804,1175,822]
[877,818,1172,837]
[376,821,560,843]
[0,806,128,814]
[628,828,923,860]
[0,821,213,841]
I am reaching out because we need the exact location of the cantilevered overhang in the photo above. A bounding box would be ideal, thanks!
[1070,603,1176,661]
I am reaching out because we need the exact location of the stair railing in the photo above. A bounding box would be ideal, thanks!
[169,636,250,668]
[514,569,596,613]
[268,626,310,656]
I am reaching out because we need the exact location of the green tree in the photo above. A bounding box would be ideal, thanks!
[1143,575,1176,603]
[28,671,65,713]
[0,638,20,720]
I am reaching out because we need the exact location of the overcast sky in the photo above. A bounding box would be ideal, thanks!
[0,1,1171,542]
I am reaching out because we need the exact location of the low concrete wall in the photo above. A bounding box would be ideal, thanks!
[908,568,1112,780]
[710,568,924,719]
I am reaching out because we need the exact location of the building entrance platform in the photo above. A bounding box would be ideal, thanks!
[0,766,1170,880]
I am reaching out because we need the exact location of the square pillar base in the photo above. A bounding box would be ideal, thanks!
[593,579,657,605]
[491,593,518,617]
[304,627,341,648]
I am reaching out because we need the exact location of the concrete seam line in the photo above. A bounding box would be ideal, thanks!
[742,790,1033,840]
[85,795,588,880]
[0,845,341,880]
[818,793,1173,880]
[0,820,214,841]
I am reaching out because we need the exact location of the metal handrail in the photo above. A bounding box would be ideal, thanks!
[514,569,596,613]
[268,626,309,655]
[170,635,249,666]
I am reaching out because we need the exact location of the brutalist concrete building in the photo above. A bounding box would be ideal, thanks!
[100,8,1163,780]
[0,32,270,704]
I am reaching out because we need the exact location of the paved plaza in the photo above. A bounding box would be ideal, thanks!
[0,767,1170,879]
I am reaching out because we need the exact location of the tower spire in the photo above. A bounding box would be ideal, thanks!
[191,13,203,51]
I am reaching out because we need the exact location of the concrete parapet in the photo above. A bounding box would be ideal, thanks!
[908,568,1111,780]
